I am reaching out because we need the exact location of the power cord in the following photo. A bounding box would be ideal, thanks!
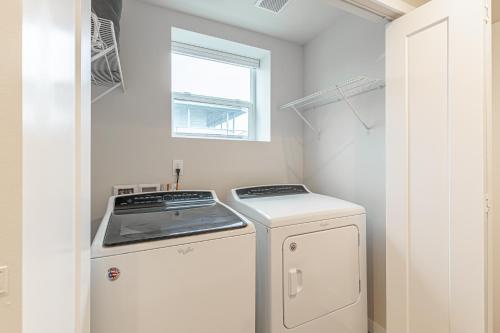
[175,168,181,190]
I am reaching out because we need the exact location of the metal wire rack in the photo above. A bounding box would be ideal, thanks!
[91,13,125,103]
[281,76,385,136]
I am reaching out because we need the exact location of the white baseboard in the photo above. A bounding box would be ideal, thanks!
[369,319,386,333]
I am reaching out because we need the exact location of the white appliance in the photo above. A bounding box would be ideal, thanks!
[91,191,256,333]
[227,184,367,333]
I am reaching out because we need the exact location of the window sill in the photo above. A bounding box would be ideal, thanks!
[171,133,269,143]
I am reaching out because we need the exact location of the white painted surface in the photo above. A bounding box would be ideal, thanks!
[302,14,386,329]
[137,0,345,44]
[22,0,91,332]
[372,0,415,12]
[386,1,488,332]
[0,1,22,331]
[408,20,449,331]
[91,0,304,228]
[329,0,415,20]
[401,0,429,6]
[492,21,500,333]
[76,0,92,332]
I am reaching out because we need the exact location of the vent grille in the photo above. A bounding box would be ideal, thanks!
[255,0,290,13]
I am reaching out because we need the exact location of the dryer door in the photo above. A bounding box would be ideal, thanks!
[283,225,360,328]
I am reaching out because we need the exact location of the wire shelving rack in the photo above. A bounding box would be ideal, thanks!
[281,76,385,137]
[91,13,125,103]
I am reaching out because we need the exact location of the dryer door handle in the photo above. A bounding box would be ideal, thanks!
[288,268,303,297]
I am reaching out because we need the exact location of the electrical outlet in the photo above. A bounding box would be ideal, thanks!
[138,184,161,193]
[173,160,184,176]
[113,184,139,196]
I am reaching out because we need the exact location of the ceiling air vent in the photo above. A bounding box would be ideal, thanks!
[255,0,290,13]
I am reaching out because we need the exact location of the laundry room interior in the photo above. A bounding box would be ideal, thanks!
[91,0,390,330]
[86,0,496,333]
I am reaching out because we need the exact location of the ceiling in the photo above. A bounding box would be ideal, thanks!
[138,0,347,44]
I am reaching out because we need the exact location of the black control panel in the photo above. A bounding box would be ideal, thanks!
[236,185,309,199]
[114,191,214,210]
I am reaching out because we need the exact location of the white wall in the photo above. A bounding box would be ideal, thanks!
[91,0,304,225]
[0,1,22,332]
[493,21,500,333]
[22,0,91,332]
[302,15,386,330]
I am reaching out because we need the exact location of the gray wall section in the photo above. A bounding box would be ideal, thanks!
[91,0,304,232]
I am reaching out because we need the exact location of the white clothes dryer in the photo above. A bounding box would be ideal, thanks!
[227,184,367,333]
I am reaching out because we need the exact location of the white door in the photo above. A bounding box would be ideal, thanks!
[386,1,490,333]
[282,226,360,328]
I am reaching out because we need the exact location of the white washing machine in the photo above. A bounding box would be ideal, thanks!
[227,185,367,333]
[91,191,256,333]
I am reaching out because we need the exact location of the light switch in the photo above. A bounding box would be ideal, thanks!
[0,266,8,295]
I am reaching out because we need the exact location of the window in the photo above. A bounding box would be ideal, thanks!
[171,42,259,140]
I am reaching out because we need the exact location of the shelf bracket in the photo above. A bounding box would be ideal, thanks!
[336,86,371,130]
[291,105,321,138]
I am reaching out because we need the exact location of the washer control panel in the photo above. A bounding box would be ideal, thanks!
[114,191,214,210]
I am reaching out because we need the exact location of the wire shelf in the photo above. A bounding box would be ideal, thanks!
[281,76,384,111]
[281,76,385,136]
[91,13,125,103]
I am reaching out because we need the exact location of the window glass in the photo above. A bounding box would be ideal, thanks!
[173,100,250,139]
[172,54,251,101]
[171,52,255,140]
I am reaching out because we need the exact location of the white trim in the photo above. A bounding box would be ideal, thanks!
[171,41,260,69]
[172,92,252,109]
[248,68,257,140]
[369,319,387,333]
[326,0,416,21]
[369,0,415,13]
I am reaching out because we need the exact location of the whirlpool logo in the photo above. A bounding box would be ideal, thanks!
[177,247,194,255]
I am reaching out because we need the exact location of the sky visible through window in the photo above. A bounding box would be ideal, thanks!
[172,53,253,139]
[172,53,251,101]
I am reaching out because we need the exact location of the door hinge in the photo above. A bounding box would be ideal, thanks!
[484,0,490,23]
[485,194,491,213]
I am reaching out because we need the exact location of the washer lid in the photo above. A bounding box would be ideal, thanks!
[229,188,364,228]
[103,192,247,247]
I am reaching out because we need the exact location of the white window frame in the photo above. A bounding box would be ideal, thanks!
[171,42,259,140]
